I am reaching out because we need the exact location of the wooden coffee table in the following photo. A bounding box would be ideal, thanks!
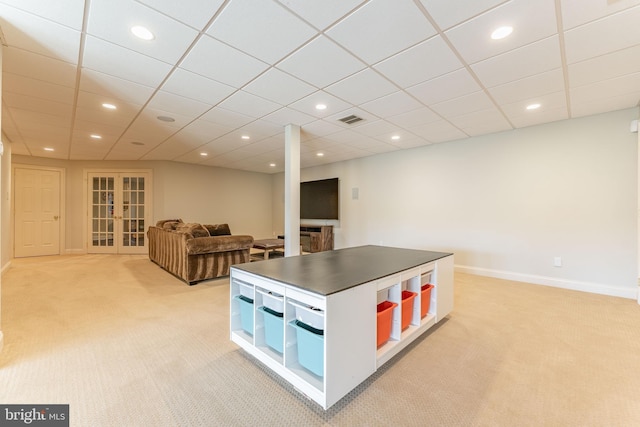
[252,238,285,260]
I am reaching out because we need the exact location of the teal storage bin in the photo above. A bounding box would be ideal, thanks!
[290,320,324,377]
[237,295,254,335]
[260,307,283,353]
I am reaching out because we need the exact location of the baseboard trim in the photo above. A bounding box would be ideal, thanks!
[455,264,638,300]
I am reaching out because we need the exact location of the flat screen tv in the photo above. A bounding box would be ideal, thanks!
[300,178,339,220]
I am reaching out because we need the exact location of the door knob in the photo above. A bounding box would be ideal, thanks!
[54,215,59,220]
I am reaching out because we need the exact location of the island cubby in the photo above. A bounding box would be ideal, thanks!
[230,246,453,409]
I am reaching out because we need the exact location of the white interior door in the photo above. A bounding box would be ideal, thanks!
[87,171,150,254]
[14,167,61,258]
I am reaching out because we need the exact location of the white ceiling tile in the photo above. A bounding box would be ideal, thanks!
[262,107,317,127]
[387,107,441,128]
[200,107,255,129]
[409,119,467,143]
[275,0,365,30]
[217,91,282,118]
[0,4,81,63]
[561,0,640,30]
[69,140,112,160]
[276,36,366,88]
[141,139,203,161]
[180,119,233,140]
[360,91,423,118]
[326,0,436,64]
[564,6,640,64]
[233,120,284,140]
[289,91,352,118]
[137,107,195,130]
[374,36,463,88]
[3,72,75,104]
[136,0,225,29]
[407,69,481,105]
[300,120,344,139]
[444,0,557,64]
[83,36,173,87]
[447,107,512,136]
[353,120,400,138]
[75,90,143,126]
[325,69,398,105]
[0,0,85,29]
[568,45,640,88]
[488,69,565,105]
[146,91,212,117]
[431,91,495,118]
[501,91,567,125]
[88,0,199,64]
[3,48,77,87]
[507,105,569,128]
[472,36,561,88]
[419,0,508,30]
[180,35,269,88]
[79,68,155,105]
[243,68,316,106]
[3,92,73,118]
[162,68,236,105]
[8,108,72,132]
[73,119,128,139]
[570,71,640,115]
[208,0,317,63]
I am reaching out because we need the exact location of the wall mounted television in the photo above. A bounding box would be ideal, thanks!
[300,178,339,220]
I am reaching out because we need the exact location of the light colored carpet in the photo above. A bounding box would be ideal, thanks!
[1,254,639,426]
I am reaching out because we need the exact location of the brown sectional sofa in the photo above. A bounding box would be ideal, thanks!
[148,219,253,284]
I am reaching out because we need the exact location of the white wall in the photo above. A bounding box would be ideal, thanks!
[10,157,273,252]
[273,108,639,298]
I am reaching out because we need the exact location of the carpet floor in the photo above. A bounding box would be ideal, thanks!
[1,254,639,426]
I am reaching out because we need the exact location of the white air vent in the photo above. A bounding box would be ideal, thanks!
[338,115,364,125]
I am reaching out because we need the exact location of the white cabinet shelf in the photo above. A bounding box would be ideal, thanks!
[230,246,453,410]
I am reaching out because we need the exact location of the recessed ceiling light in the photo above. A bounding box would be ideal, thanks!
[102,103,117,110]
[90,134,102,139]
[200,152,208,157]
[491,26,513,40]
[241,135,250,140]
[157,115,175,122]
[44,147,54,152]
[269,163,276,167]
[526,103,541,110]
[131,25,154,41]
[317,152,324,157]
[391,135,400,140]
[131,141,145,146]
[315,104,327,110]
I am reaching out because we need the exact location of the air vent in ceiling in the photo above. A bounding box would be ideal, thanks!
[338,114,364,125]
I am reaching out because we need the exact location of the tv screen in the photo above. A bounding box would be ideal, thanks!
[300,178,339,220]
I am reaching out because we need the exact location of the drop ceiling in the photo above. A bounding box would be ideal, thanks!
[1,0,639,174]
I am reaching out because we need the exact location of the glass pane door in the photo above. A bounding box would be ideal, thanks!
[120,176,146,249]
[87,171,151,254]
[90,176,116,253]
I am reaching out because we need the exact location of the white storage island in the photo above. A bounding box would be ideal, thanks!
[229,245,453,410]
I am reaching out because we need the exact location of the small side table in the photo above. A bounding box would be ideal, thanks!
[252,238,285,260]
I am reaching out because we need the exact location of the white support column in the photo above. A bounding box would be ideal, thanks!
[284,124,301,257]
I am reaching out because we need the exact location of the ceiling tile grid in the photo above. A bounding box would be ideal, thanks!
[1,0,639,172]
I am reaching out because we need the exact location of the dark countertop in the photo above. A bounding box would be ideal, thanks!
[232,245,452,296]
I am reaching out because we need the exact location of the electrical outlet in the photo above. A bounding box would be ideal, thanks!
[553,257,562,267]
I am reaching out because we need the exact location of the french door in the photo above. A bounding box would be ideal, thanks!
[87,171,151,254]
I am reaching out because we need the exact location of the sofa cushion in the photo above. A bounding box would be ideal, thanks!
[156,218,183,228]
[176,223,210,238]
[162,221,182,231]
[203,223,231,236]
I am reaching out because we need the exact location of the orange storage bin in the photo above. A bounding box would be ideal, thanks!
[421,284,434,318]
[401,290,417,330]
[376,301,397,347]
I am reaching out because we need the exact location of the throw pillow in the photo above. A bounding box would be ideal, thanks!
[176,223,210,238]
[203,223,231,236]
[156,218,183,228]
